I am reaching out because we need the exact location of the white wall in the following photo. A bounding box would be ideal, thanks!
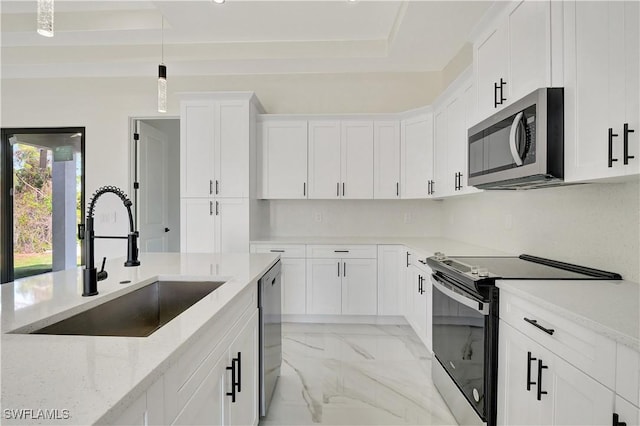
[266,199,443,238]
[441,180,640,282]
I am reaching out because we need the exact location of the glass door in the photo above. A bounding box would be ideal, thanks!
[1,128,85,283]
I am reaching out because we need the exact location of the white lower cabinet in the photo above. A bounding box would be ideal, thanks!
[306,253,377,316]
[173,309,259,426]
[498,321,614,426]
[377,245,404,315]
[402,251,432,350]
[112,377,164,425]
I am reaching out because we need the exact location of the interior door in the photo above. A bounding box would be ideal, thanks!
[139,121,169,252]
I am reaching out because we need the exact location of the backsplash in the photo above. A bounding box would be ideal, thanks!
[442,180,640,283]
[266,199,443,238]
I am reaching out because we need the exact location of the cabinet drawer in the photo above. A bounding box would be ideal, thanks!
[616,343,640,407]
[500,290,616,389]
[251,244,306,258]
[306,244,377,259]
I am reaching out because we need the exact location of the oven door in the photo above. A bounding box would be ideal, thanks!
[431,274,489,421]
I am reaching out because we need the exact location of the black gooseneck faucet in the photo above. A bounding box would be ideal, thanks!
[78,186,140,296]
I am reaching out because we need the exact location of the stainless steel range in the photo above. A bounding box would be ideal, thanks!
[426,253,621,426]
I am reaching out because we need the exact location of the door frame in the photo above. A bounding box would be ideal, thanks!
[127,116,179,247]
[0,127,86,284]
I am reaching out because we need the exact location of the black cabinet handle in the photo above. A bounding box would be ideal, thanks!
[499,78,507,104]
[396,182,399,197]
[536,359,548,400]
[342,182,345,197]
[624,123,635,165]
[609,128,619,167]
[524,317,555,335]
[338,262,340,277]
[164,227,170,233]
[417,274,422,294]
[494,82,500,108]
[270,249,285,253]
[406,251,410,268]
[236,351,242,393]
[209,201,213,216]
[209,180,213,195]
[526,351,537,391]
[303,182,306,197]
[343,262,346,277]
[613,413,628,426]
[334,250,349,253]
[226,360,237,402]
[418,259,427,265]
[337,182,340,197]
[216,180,219,195]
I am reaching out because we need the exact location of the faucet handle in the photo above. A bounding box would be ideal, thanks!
[77,224,85,240]
[97,257,108,281]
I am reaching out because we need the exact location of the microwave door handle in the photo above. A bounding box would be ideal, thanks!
[431,275,489,316]
[509,111,525,166]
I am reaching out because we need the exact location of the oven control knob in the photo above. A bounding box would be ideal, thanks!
[470,266,479,275]
[473,388,480,402]
[478,268,489,278]
[434,252,446,261]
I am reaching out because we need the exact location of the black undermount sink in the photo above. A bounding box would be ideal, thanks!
[25,280,225,337]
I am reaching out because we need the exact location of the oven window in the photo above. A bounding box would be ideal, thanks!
[432,283,486,418]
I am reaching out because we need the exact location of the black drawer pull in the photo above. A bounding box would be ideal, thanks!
[526,351,537,391]
[270,249,285,253]
[609,128,619,167]
[236,351,242,393]
[334,250,349,253]
[537,359,548,400]
[524,317,555,335]
[418,259,427,265]
[226,362,236,402]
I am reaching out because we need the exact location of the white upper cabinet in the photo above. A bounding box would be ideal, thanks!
[341,121,374,199]
[259,120,308,199]
[181,100,216,198]
[474,0,551,122]
[400,111,433,199]
[308,120,342,199]
[563,0,639,182]
[433,107,449,197]
[181,97,252,199]
[373,121,401,199]
[308,120,374,199]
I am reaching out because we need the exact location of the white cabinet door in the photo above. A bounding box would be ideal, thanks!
[259,120,308,199]
[507,0,551,102]
[475,25,508,120]
[308,121,341,199]
[433,107,449,197]
[373,121,401,199]
[341,258,377,315]
[551,355,614,426]
[615,396,640,426]
[341,121,374,199]
[498,321,550,426]
[401,113,433,199]
[412,267,430,349]
[564,1,640,182]
[181,100,215,198]
[306,258,342,314]
[377,245,404,316]
[180,198,215,253]
[281,258,306,315]
[172,356,226,426]
[215,198,249,253]
[215,101,249,198]
[446,94,467,194]
[228,310,259,426]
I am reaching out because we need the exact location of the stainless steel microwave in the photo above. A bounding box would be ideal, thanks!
[467,88,564,190]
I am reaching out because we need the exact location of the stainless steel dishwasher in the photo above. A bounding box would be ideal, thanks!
[258,260,282,417]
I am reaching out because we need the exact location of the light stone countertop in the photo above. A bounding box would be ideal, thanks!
[1,252,279,425]
[250,236,510,257]
[498,279,640,351]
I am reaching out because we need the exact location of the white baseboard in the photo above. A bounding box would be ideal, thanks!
[281,314,407,325]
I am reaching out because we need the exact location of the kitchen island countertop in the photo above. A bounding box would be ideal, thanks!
[1,252,279,425]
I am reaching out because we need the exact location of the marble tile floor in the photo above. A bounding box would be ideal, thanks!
[260,323,458,426]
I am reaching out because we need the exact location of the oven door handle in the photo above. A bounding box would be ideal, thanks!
[431,275,489,316]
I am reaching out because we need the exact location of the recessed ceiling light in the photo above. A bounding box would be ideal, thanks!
[213,0,225,4]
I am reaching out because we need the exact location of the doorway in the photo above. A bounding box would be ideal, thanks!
[1,128,85,283]
[130,118,180,253]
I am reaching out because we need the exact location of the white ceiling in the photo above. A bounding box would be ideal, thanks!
[0,1,493,79]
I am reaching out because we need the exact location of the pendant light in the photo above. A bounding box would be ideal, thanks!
[158,17,167,113]
[37,0,54,37]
